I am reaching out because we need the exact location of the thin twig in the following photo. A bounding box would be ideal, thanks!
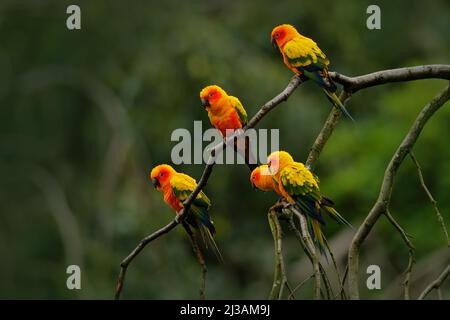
[418,265,450,300]
[384,209,415,300]
[288,274,314,299]
[410,152,450,247]
[336,264,349,299]
[323,237,346,300]
[285,281,296,300]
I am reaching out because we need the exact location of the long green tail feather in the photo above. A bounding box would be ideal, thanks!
[323,206,352,228]
[311,218,325,252]
[199,224,223,262]
[323,89,355,122]
[307,217,327,258]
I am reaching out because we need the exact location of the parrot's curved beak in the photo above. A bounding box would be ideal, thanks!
[271,37,277,49]
[201,98,210,108]
[251,182,257,191]
[151,178,160,189]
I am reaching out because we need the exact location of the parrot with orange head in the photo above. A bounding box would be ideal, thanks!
[200,85,257,170]
[251,151,351,253]
[150,164,222,261]
[271,24,354,121]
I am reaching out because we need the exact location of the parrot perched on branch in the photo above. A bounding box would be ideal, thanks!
[200,85,257,170]
[200,85,248,136]
[150,164,222,261]
[250,161,327,251]
[271,24,354,122]
[260,151,351,252]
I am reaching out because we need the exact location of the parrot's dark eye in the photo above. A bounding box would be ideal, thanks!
[275,33,279,38]
[159,173,164,177]
[209,93,214,97]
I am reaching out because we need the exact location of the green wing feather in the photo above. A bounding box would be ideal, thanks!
[171,174,214,232]
[170,174,222,261]
[283,37,329,69]
[171,174,211,208]
[283,37,355,122]
[280,163,326,224]
[229,96,248,126]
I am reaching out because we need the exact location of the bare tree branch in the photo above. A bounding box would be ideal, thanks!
[418,265,450,300]
[306,91,351,170]
[410,152,450,246]
[268,210,287,300]
[244,75,303,129]
[288,274,314,299]
[331,65,450,93]
[347,84,450,299]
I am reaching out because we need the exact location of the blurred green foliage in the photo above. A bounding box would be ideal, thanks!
[0,0,449,299]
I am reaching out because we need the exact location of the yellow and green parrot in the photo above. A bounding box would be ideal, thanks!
[271,24,354,121]
[266,151,351,251]
[150,164,222,261]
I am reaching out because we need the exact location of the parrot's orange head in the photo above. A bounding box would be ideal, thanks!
[150,164,176,190]
[267,151,294,175]
[271,24,299,48]
[200,85,226,109]
[250,165,273,191]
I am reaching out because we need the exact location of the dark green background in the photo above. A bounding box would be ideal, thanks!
[0,0,449,299]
